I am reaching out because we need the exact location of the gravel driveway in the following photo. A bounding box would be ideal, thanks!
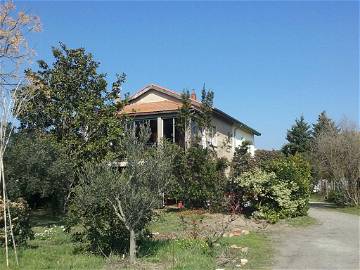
[272,203,360,270]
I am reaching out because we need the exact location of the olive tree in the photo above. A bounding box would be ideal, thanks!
[71,125,175,263]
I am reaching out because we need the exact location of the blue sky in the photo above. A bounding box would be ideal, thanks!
[18,1,359,149]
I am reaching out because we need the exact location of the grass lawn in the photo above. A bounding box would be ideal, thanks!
[330,206,360,216]
[0,210,105,269]
[282,215,318,227]
[0,209,273,269]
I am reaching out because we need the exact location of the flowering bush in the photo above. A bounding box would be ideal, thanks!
[233,154,311,223]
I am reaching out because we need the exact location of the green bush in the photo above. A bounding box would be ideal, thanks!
[233,154,311,223]
[326,190,348,206]
[67,185,130,255]
[5,132,74,213]
[0,198,34,246]
[170,145,228,209]
[267,154,311,217]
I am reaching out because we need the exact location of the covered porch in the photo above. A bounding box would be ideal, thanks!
[134,114,186,147]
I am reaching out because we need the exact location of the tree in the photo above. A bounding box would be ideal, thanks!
[312,122,360,206]
[231,140,256,178]
[177,90,193,148]
[71,125,175,263]
[0,1,40,266]
[177,85,214,148]
[18,43,128,165]
[4,131,74,213]
[282,115,312,156]
[197,84,214,138]
[312,111,339,139]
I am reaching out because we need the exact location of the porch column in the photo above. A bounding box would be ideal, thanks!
[157,117,163,144]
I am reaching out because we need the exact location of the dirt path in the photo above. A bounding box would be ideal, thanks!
[272,203,359,270]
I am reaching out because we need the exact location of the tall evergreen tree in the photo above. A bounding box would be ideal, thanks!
[282,115,312,156]
[312,111,339,138]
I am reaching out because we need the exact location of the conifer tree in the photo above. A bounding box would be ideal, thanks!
[282,115,312,156]
[312,111,339,139]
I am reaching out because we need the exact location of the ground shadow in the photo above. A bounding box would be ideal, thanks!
[309,201,337,209]
[138,239,170,258]
[30,208,65,227]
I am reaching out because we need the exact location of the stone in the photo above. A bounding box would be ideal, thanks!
[240,259,248,265]
[241,247,249,253]
[235,264,242,268]
[241,230,250,235]
[230,244,242,249]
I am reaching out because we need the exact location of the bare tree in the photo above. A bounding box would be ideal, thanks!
[312,120,360,206]
[0,1,40,266]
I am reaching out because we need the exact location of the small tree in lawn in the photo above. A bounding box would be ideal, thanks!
[73,124,174,263]
[282,115,312,156]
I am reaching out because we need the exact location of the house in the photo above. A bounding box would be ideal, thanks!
[122,84,260,160]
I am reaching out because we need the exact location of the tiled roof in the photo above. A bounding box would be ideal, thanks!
[121,84,261,136]
[122,100,182,115]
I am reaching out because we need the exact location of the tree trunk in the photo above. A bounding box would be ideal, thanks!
[129,229,136,264]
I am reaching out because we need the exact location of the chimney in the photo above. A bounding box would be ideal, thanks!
[191,90,197,100]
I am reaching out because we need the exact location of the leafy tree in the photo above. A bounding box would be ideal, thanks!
[4,131,74,212]
[18,43,128,165]
[312,111,339,139]
[70,125,175,263]
[282,115,312,156]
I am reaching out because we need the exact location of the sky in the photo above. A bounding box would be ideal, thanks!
[17,1,359,150]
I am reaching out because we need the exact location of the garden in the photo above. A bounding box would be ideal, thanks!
[0,2,359,269]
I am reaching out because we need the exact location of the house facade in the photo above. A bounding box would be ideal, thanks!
[122,84,260,160]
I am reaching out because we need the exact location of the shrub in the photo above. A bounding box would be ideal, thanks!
[267,154,311,217]
[0,198,33,246]
[233,154,311,223]
[170,145,228,209]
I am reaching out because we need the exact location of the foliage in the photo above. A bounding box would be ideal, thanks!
[170,144,228,209]
[267,154,311,217]
[177,85,215,146]
[69,125,175,263]
[18,43,128,165]
[231,140,256,178]
[282,115,312,156]
[312,124,360,206]
[0,198,33,246]
[0,0,41,84]
[4,132,74,212]
[233,155,311,223]
[196,85,214,136]
[254,149,284,169]
[312,111,339,139]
